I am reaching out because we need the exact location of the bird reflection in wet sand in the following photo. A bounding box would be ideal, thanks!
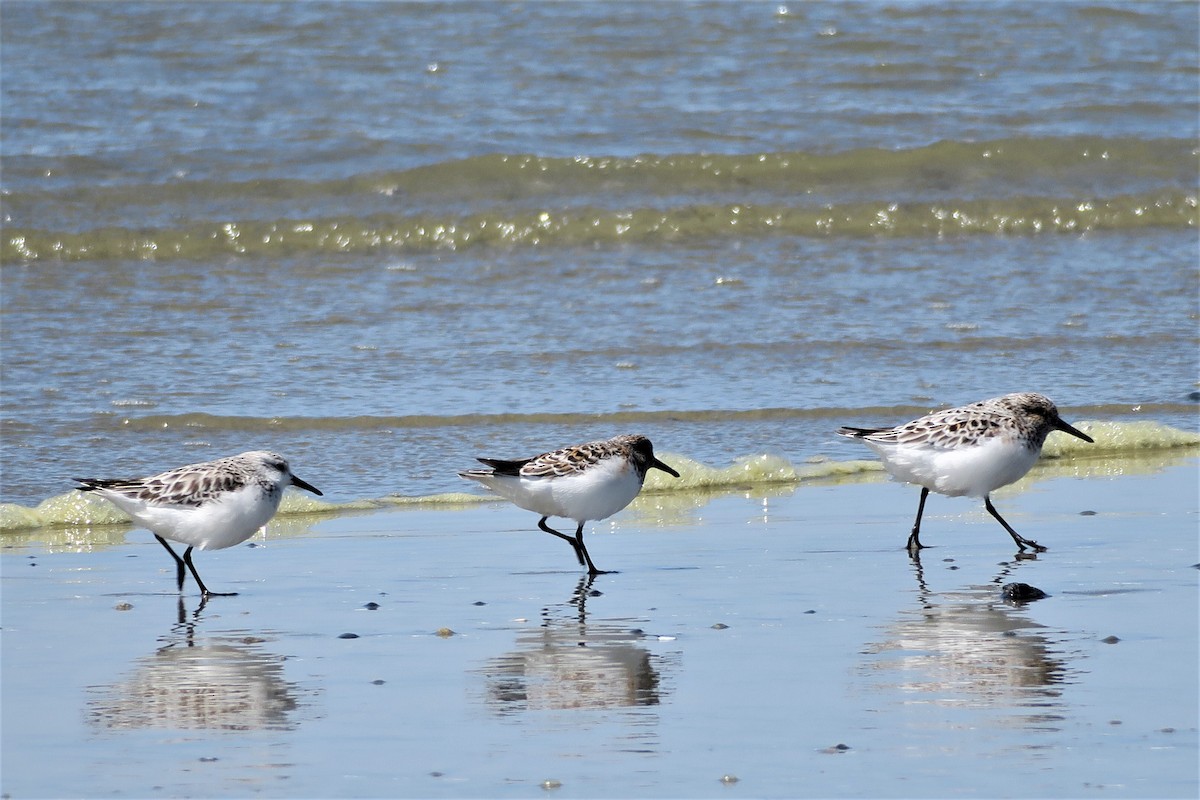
[861,554,1071,730]
[87,598,301,731]
[480,576,667,713]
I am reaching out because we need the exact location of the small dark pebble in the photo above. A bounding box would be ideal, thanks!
[1102,635,1120,644]
[803,609,816,614]
[942,558,955,563]
[114,602,134,611]
[948,565,959,571]
[429,771,444,778]
[364,602,380,610]
[472,601,486,606]
[711,623,729,630]
[821,743,851,754]
[1002,582,1048,602]
[338,632,360,639]
[246,542,259,548]
[1161,727,1176,733]
[1109,720,1122,725]
[629,628,644,635]
[371,679,386,685]
[1186,390,1200,402]
[588,589,603,597]
[1002,630,1018,638]
[29,562,36,567]
[1080,510,1097,516]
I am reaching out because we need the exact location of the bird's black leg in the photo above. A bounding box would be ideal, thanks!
[906,487,930,555]
[575,522,614,576]
[539,516,586,566]
[155,534,187,592]
[984,495,1046,553]
[182,546,238,597]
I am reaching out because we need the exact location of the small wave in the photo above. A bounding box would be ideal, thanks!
[1041,419,1200,458]
[4,420,1193,533]
[6,191,1195,262]
[95,405,1200,434]
[7,136,1193,211]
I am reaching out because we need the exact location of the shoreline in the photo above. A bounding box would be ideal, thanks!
[1,423,1196,539]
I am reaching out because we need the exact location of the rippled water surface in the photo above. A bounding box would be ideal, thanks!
[3,2,1197,510]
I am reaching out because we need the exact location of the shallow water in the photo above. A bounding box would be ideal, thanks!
[2,463,1196,797]
[1,1,1198,510]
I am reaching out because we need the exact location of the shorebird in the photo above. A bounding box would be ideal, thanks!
[838,393,1093,554]
[75,451,322,596]
[459,434,679,575]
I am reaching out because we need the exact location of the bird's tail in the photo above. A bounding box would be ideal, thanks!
[836,426,888,439]
[74,477,123,492]
[474,457,531,476]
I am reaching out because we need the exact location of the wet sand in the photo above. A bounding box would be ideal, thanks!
[2,460,1197,798]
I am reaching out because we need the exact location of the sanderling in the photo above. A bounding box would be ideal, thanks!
[459,434,680,575]
[75,451,322,597]
[838,392,1093,555]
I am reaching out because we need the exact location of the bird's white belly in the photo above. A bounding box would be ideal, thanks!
[485,458,642,523]
[547,462,643,522]
[125,486,281,551]
[869,436,1040,498]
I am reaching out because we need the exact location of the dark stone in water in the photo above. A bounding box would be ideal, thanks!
[473,600,486,606]
[1186,390,1200,402]
[1080,510,1097,516]
[1102,635,1120,644]
[364,602,380,610]
[338,632,360,639]
[1002,582,1047,602]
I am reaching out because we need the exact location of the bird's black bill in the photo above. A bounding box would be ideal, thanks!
[652,458,680,478]
[1054,417,1094,443]
[291,475,324,496]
